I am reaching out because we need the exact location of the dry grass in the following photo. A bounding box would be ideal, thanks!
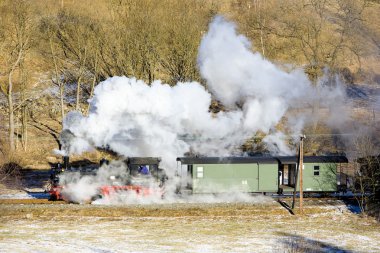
[0,199,353,219]
[0,202,285,219]
[0,201,379,252]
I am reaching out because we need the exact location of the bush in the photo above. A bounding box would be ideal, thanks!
[0,152,23,189]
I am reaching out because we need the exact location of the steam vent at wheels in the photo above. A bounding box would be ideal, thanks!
[176,155,348,194]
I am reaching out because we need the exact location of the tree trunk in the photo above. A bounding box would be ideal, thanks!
[8,71,15,151]
[22,105,28,151]
[50,39,65,121]
[76,47,87,112]
[8,94,14,151]
[86,71,97,115]
[312,80,320,132]
[16,109,19,150]
[8,43,25,151]
[256,0,265,58]
[260,19,265,57]
[86,44,98,115]
[20,60,28,151]
[60,84,65,120]
[76,74,82,111]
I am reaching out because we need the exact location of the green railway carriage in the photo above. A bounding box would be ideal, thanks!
[176,157,279,193]
[176,155,348,194]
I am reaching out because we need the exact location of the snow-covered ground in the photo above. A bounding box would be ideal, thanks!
[0,192,49,200]
[0,202,379,253]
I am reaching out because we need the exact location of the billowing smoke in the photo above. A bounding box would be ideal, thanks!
[198,16,311,111]
[57,16,314,164]
[55,16,351,203]
[59,79,248,173]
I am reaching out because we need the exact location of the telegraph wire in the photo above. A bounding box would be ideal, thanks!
[0,132,359,140]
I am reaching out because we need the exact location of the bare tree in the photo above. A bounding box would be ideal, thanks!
[55,10,96,112]
[0,1,33,151]
[40,13,70,122]
[159,1,210,84]
[50,38,66,121]
[18,57,29,151]
[86,39,100,115]
[353,134,380,214]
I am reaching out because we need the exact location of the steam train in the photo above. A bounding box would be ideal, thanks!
[49,157,167,202]
[49,154,349,202]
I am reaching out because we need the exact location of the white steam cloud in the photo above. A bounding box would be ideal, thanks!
[198,16,311,111]
[58,16,312,165]
[58,15,350,168]
[55,16,351,203]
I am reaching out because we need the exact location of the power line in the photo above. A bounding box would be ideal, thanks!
[0,133,359,141]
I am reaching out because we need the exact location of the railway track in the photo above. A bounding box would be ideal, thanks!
[0,194,357,205]
[0,198,64,204]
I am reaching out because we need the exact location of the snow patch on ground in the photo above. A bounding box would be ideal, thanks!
[0,192,50,199]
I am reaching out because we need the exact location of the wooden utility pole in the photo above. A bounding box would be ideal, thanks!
[291,145,300,210]
[299,135,305,215]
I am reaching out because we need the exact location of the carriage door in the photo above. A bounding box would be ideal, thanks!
[258,164,278,192]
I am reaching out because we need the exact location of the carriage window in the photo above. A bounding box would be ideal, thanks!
[197,167,204,178]
[314,166,320,176]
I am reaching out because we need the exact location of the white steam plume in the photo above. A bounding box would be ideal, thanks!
[58,16,313,166]
[56,16,352,203]
[60,78,248,175]
[198,16,311,111]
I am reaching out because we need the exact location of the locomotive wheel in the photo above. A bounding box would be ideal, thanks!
[49,194,57,201]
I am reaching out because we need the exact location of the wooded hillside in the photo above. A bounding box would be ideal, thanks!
[0,0,379,167]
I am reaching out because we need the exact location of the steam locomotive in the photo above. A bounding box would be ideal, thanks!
[49,156,167,202]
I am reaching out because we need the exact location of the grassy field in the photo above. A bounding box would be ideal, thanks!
[0,200,379,252]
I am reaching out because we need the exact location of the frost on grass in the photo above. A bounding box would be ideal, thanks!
[0,203,380,253]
